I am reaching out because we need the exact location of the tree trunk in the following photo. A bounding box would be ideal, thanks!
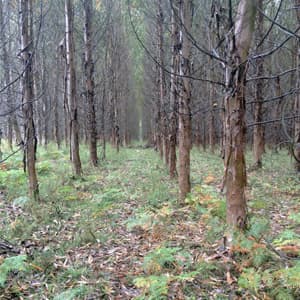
[54,56,61,149]
[20,0,39,201]
[178,0,192,201]
[84,0,98,166]
[224,0,256,230]
[157,0,169,166]
[253,0,265,168]
[169,0,180,179]
[295,0,300,170]
[0,0,21,148]
[65,0,82,176]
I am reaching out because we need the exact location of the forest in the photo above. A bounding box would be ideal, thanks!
[0,0,299,299]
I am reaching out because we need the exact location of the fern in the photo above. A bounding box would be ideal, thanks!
[247,217,269,240]
[0,255,27,287]
[238,268,261,293]
[275,262,300,289]
[273,230,300,247]
[53,286,87,300]
[143,247,180,274]
[134,275,169,300]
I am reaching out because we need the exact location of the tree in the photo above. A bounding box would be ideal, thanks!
[294,0,300,171]
[223,0,257,230]
[84,0,98,167]
[178,0,192,201]
[253,0,265,168]
[169,0,180,179]
[20,0,39,200]
[0,1,22,148]
[65,0,82,176]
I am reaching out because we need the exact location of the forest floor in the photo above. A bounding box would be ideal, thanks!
[0,144,299,299]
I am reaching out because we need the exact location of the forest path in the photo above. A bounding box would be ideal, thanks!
[0,147,299,299]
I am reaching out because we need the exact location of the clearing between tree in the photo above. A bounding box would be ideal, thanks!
[0,144,299,299]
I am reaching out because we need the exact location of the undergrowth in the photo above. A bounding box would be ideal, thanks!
[0,142,299,299]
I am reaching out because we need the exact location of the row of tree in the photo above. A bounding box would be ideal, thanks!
[0,0,299,232]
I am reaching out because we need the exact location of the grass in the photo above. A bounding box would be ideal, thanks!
[0,141,299,299]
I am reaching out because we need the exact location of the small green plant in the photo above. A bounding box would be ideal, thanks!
[53,286,88,300]
[247,216,269,240]
[238,268,261,294]
[134,275,170,300]
[143,246,180,274]
[0,255,28,287]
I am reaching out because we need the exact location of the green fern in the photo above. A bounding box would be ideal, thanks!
[0,255,27,287]
[134,275,169,300]
[247,217,269,240]
[53,286,87,300]
[273,230,300,247]
[238,268,261,293]
[143,247,181,274]
[274,262,300,289]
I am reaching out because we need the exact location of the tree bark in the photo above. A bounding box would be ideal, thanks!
[223,0,256,230]
[157,0,169,166]
[20,0,39,201]
[295,0,300,170]
[253,0,265,168]
[0,1,22,148]
[65,0,82,176]
[178,0,192,201]
[169,0,180,179]
[84,0,98,166]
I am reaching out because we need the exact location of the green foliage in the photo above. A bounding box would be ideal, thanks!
[252,247,272,267]
[53,286,87,300]
[0,255,27,287]
[37,160,52,175]
[288,212,300,225]
[12,196,30,207]
[273,230,300,247]
[247,216,269,240]
[0,169,27,199]
[143,246,181,274]
[147,183,170,208]
[274,262,300,290]
[126,211,154,231]
[134,275,170,300]
[205,216,225,243]
[238,268,261,293]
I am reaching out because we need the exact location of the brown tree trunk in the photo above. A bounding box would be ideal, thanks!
[223,0,256,230]
[253,0,265,168]
[84,0,98,166]
[0,0,22,148]
[169,0,180,179]
[157,0,169,166]
[295,0,300,170]
[20,0,39,201]
[54,56,61,149]
[65,0,82,176]
[208,57,216,152]
[178,0,192,201]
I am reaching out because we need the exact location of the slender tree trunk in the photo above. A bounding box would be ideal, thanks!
[65,0,82,176]
[295,0,300,170]
[157,0,169,166]
[223,0,256,230]
[155,60,163,159]
[84,0,98,166]
[208,60,216,153]
[253,0,265,168]
[169,0,180,179]
[0,1,21,148]
[178,0,192,201]
[54,56,61,149]
[20,0,39,201]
